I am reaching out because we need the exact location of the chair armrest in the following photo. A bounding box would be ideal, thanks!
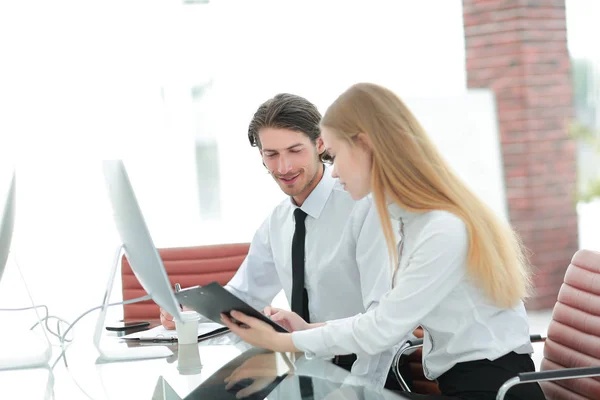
[406,338,424,347]
[391,339,425,392]
[394,335,544,394]
[529,334,545,343]
[496,366,600,400]
[519,366,600,383]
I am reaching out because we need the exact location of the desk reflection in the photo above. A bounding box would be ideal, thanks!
[157,347,409,400]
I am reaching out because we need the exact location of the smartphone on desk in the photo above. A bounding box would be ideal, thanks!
[105,321,150,332]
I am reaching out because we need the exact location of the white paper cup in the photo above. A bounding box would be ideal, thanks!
[175,310,201,345]
[177,343,202,375]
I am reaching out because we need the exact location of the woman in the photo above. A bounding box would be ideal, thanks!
[221,83,545,399]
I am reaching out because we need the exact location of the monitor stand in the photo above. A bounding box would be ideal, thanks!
[93,245,172,364]
[152,376,182,400]
[0,253,52,371]
[0,330,52,371]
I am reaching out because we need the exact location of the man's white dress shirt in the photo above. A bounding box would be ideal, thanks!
[292,204,533,380]
[226,165,401,386]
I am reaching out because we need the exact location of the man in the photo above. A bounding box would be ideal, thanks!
[161,93,406,389]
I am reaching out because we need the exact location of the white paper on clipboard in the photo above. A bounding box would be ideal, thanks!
[122,322,228,342]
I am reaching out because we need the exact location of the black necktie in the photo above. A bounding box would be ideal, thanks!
[291,208,310,323]
[299,376,314,399]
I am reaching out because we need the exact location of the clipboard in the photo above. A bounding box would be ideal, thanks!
[175,283,289,333]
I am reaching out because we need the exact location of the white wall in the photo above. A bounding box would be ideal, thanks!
[0,0,476,324]
[405,90,508,220]
[0,89,507,325]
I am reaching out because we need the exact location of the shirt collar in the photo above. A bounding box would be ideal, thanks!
[289,164,335,219]
[387,202,414,221]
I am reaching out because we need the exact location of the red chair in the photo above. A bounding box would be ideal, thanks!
[121,243,250,322]
[497,249,600,399]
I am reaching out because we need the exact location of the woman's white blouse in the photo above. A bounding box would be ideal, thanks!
[292,204,533,380]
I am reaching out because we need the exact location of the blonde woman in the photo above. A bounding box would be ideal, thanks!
[221,83,545,399]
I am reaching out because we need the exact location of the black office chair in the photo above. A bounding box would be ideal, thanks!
[391,332,546,394]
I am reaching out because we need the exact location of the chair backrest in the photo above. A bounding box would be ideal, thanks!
[541,249,600,399]
[406,328,441,395]
[121,243,250,321]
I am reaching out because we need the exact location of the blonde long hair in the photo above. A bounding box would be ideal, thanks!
[322,83,530,308]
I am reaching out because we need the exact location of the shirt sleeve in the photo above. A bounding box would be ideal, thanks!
[225,215,282,311]
[349,198,397,382]
[292,213,469,358]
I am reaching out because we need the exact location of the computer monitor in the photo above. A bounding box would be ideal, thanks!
[101,159,183,322]
[0,171,53,371]
[93,160,181,362]
[0,171,15,284]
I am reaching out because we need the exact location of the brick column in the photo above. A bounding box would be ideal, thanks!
[463,0,578,309]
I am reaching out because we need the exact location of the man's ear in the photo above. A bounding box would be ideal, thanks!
[259,149,269,170]
[316,136,325,155]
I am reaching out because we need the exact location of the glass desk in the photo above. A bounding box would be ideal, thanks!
[0,319,410,399]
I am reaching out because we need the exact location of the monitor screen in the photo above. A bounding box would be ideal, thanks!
[102,160,182,321]
[0,172,15,284]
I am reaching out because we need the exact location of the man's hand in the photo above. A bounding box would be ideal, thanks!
[160,308,176,330]
[263,306,310,332]
[160,306,193,330]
